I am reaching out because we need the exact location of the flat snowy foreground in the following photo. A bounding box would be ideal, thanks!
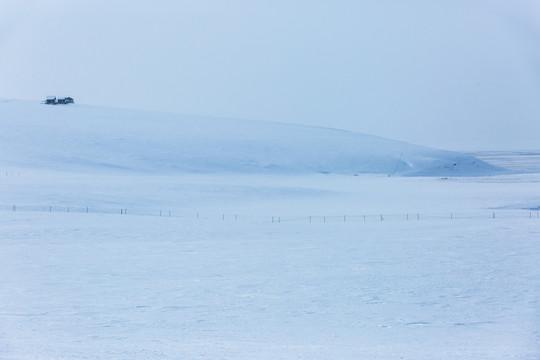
[1,173,539,359]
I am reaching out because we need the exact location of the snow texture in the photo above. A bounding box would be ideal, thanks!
[0,100,538,359]
[0,99,504,177]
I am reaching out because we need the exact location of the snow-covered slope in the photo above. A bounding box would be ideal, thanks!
[0,99,503,176]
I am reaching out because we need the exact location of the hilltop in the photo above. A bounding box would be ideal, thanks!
[0,99,503,176]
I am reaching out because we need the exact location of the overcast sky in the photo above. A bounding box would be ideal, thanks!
[1,0,539,150]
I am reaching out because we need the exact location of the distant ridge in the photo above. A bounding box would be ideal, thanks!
[0,100,505,176]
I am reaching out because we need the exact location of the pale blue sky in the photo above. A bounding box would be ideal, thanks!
[1,0,539,150]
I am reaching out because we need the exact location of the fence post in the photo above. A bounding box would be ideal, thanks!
[13,205,16,212]
[380,214,383,221]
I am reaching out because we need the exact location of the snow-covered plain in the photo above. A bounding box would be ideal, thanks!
[1,100,539,359]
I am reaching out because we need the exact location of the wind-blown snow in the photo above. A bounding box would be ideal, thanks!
[2,212,539,360]
[1,99,538,359]
[0,100,503,176]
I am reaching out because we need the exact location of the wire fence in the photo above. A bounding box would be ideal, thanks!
[2,204,539,224]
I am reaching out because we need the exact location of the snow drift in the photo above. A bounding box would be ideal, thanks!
[0,99,503,176]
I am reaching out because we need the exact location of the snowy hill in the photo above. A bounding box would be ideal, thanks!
[2,99,539,360]
[0,99,503,176]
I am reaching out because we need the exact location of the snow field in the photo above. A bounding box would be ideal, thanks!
[0,100,503,177]
[2,170,539,218]
[1,100,539,359]
[1,211,539,359]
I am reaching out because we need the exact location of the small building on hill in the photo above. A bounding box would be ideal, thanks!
[43,96,74,105]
